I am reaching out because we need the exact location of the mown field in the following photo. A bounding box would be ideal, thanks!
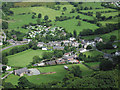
[5,64,93,85]
[7,49,52,67]
[83,50,103,57]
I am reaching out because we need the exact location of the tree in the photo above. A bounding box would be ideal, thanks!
[63,7,67,11]
[32,15,35,19]
[18,76,31,89]
[86,45,92,50]
[77,21,81,26]
[2,57,8,65]
[43,52,53,59]
[38,13,42,18]
[2,66,7,72]
[69,65,82,78]
[2,21,8,29]
[99,60,113,71]
[73,30,77,38]
[3,82,14,88]
[44,15,49,20]
[96,12,101,20]
[33,56,40,64]
[79,44,82,48]
[54,50,63,58]
[110,35,116,42]
[76,15,80,19]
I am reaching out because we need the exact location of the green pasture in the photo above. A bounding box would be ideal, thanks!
[5,64,93,85]
[53,19,99,33]
[7,49,52,67]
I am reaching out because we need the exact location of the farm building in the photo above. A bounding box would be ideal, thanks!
[14,67,31,77]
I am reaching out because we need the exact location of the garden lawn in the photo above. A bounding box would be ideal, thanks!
[7,49,52,67]
[5,64,93,85]
[53,19,99,34]
[83,50,103,57]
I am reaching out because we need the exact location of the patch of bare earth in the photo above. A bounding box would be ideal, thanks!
[41,72,56,75]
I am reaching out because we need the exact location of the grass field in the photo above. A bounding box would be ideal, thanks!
[82,30,120,41]
[83,50,103,57]
[81,2,104,9]
[101,12,118,17]
[5,64,93,85]
[99,17,119,26]
[10,7,61,20]
[7,49,52,67]
[53,19,99,33]
[85,62,100,70]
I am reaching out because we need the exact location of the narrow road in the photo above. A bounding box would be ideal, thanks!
[1,43,28,51]
[1,71,13,80]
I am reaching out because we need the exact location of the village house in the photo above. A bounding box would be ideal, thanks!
[12,35,17,39]
[37,62,45,66]
[7,39,15,44]
[72,42,80,47]
[14,67,31,77]
[69,37,76,41]
[94,37,103,42]
[56,59,66,64]
[68,60,79,64]
[113,45,117,48]
[115,51,120,56]
[42,47,47,50]
[45,61,57,65]
[78,48,88,53]
[63,52,73,57]
[37,42,44,47]
[53,46,64,50]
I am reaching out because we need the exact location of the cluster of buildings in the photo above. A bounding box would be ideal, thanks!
[38,37,103,52]
[7,38,32,45]
[27,25,66,38]
[33,51,79,67]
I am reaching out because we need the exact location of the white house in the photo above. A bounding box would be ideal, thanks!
[37,63,45,66]
[115,52,120,56]
[69,37,76,41]
[42,47,47,50]
[37,42,44,47]
[79,48,88,53]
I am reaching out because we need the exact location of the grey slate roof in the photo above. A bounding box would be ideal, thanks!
[14,67,28,76]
